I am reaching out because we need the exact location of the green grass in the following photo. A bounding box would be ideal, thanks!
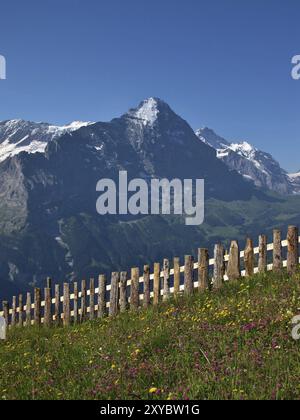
[1,271,300,400]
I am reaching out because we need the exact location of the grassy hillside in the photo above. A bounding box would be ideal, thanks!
[1,270,300,400]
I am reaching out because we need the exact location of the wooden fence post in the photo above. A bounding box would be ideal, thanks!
[63,283,70,327]
[26,293,31,327]
[54,284,60,326]
[153,263,160,306]
[244,238,254,277]
[44,288,52,327]
[198,249,209,291]
[120,272,128,312]
[287,226,299,276]
[143,266,150,308]
[18,294,23,327]
[173,258,180,297]
[130,268,139,311]
[46,277,52,289]
[163,259,170,301]
[273,229,282,272]
[73,282,78,324]
[80,280,86,323]
[2,301,9,328]
[109,272,119,317]
[184,255,194,295]
[11,296,16,327]
[89,278,95,321]
[258,235,267,273]
[34,288,41,326]
[213,244,225,289]
[98,275,106,318]
[227,241,240,281]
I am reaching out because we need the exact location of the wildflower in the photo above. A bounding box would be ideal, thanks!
[149,387,158,394]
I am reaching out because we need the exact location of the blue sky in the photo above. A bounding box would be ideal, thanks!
[0,0,299,171]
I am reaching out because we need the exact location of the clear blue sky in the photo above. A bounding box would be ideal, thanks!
[0,0,299,171]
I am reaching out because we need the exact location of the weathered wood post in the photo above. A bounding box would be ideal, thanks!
[63,283,70,327]
[73,282,78,324]
[244,238,254,277]
[54,284,60,326]
[143,266,150,308]
[213,244,225,289]
[34,288,41,326]
[258,235,267,274]
[0,314,7,340]
[227,241,240,281]
[44,287,52,327]
[2,301,9,328]
[89,278,95,321]
[130,268,139,311]
[18,294,23,327]
[80,280,87,323]
[109,272,120,317]
[120,272,128,312]
[287,226,299,276]
[26,293,31,327]
[173,257,180,297]
[273,229,282,272]
[11,296,16,327]
[98,275,106,318]
[198,248,209,291]
[163,259,170,301]
[184,255,194,295]
[153,263,160,306]
[46,277,52,289]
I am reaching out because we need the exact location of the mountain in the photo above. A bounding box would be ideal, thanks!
[288,171,300,194]
[0,119,93,163]
[195,128,293,195]
[0,98,300,300]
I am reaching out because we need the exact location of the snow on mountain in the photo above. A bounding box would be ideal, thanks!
[195,127,229,150]
[288,171,300,194]
[127,97,160,127]
[0,119,93,163]
[1,103,297,197]
[196,127,294,195]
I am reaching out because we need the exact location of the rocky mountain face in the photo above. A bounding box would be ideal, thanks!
[0,98,298,300]
[288,171,300,194]
[195,128,294,195]
[0,119,93,163]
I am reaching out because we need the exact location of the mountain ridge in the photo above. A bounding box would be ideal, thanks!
[195,127,294,195]
[0,98,299,300]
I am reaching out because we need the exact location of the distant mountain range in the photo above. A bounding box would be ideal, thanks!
[195,127,296,195]
[0,98,299,300]
[288,170,300,194]
[0,119,93,162]
[1,104,298,197]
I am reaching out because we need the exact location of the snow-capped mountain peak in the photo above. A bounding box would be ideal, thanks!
[47,121,93,133]
[126,97,171,127]
[195,127,294,195]
[0,119,93,163]
[288,171,300,194]
[288,170,300,179]
[230,141,257,159]
[195,127,229,150]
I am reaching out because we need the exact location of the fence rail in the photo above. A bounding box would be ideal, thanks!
[1,226,299,328]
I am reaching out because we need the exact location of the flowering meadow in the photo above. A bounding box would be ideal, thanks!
[1,270,300,400]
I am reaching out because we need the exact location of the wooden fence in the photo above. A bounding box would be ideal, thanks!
[0,225,299,329]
